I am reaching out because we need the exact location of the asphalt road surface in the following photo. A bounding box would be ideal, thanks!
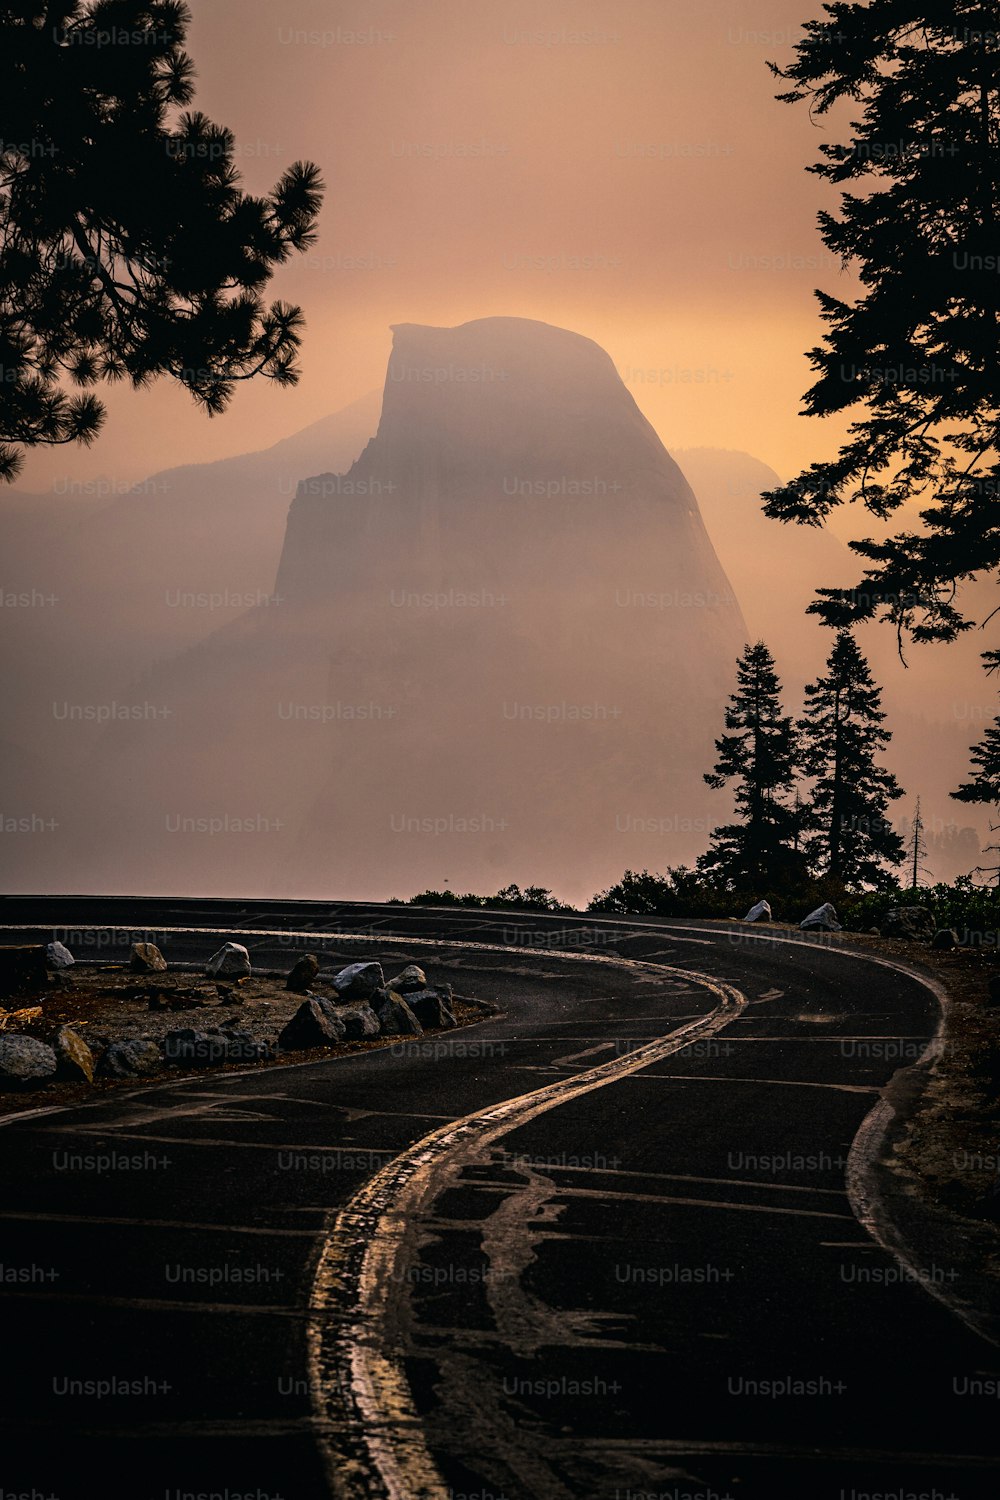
[1,897,998,1500]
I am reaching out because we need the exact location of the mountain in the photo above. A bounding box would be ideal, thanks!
[33,317,750,904]
[6,330,988,899]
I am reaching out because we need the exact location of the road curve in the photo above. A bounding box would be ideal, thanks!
[1,897,998,1500]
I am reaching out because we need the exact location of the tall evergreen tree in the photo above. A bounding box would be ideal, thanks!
[953,650,1000,881]
[799,631,905,886]
[762,5,1000,649]
[0,2,324,482]
[700,641,804,891]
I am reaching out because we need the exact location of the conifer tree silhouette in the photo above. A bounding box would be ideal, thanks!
[0,2,324,481]
[799,631,905,885]
[700,641,805,891]
[763,7,1000,650]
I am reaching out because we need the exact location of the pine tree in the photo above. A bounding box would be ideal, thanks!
[762,6,1000,648]
[700,641,804,891]
[953,649,1000,882]
[799,631,905,886]
[0,2,324,482]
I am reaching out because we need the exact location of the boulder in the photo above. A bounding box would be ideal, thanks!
[53,1026,95,1084]
[331,1002,381,1041]
[97,1039,163,1078]
[0,1033,58,1088]
[46,941,75,970]
[277,998,347,1051]
[163,1027,266,1067]
[931,928,961,950]
[130,942,167,973]
[404,988,457,1029]
[800,903,842,933]
[285,954,320,992]
[163,1028,219,1067]
[386,964,427,994]
[0,944,49,994]
[742,900,772,923]
[205,942,251,979]
[372,988,423,1037]
[882,906,934,939]
[332,961,384,999]
[217,1027,269,1064]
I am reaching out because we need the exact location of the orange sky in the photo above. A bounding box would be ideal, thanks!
[18,0,858,504]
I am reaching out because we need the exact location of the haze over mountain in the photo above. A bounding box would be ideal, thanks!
[2,322,991,898]
[14,317,750,903]
[0,393,378,852]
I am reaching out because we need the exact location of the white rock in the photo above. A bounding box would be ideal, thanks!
[332,961,384,998]
[46,940,75,969]
[205,942,252,978]
[742,901,772,923]
[386,964,427,994]
[800,903,841,932]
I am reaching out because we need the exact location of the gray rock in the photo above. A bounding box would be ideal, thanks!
[163,1027,266,1067]
[97,1039,163,1079]
[205,942,251,979]
[331,1002,381,1040]
[386,964,427,994]
[130,942,167,973]
[278,998,347,1051]
[742,900,772,923]
[53,1026,95,1084]
[0,1033,58,1087]
[163,1028,210,1065]
[332,961,384,999]
[883,906,934,939]
[931,928,961,950]
[800,903,842,932]
[404,988,457,1029]
[372,988,423,1037]
[218,1028,269,1064]
[285,954,320,992]
[46,941,75,970]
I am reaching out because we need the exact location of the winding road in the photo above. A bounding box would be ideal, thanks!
[1,897,998,1500]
